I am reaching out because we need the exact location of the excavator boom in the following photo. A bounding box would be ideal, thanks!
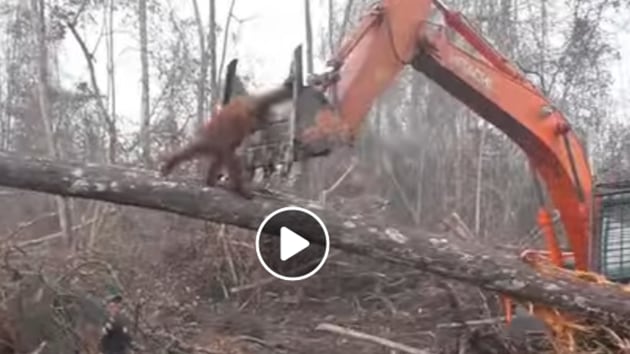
[295,0,593,272]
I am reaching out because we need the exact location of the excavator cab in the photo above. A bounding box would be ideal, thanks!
[591,181,630,283]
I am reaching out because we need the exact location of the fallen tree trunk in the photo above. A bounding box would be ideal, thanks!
[0,151,629,326]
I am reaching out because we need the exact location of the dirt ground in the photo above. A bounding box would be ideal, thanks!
[0,204,547,354]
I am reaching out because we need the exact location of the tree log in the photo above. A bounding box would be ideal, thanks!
[0,151,629,326]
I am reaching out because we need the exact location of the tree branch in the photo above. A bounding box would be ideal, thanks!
[0,151,630,327]
[315,323,429,354]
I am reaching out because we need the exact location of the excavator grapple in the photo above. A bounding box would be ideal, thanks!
[221,45,335,183]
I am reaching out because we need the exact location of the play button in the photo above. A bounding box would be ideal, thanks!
[280,227,309,261]
[255,206,330,281]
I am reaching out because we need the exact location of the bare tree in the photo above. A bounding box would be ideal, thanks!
[139,0,151,166]
[304,0,314,75]
[107,0,116,147]
[217,0,237,86]
[191,0,207,128]
[474,125,487,235]
[63,17,116,164]
[30,0,74,249]
[208,0,217,109]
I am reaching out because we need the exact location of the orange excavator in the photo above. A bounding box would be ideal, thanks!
[277,0,630,329]
[294,0,595,270]
[221,0,629,341]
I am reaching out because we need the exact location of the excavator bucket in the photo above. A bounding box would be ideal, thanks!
[286,44,335,160]
[221,46,333,181]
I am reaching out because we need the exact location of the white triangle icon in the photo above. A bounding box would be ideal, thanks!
[280,226,310,261]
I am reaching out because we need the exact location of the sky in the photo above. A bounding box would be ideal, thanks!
[55,0,630,132]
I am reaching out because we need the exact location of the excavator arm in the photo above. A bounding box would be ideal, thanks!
[295,0,593,272]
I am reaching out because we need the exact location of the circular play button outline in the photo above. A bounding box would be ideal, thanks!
[255,206,330,281]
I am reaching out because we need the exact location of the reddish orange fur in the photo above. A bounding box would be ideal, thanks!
[159,82,292,199]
